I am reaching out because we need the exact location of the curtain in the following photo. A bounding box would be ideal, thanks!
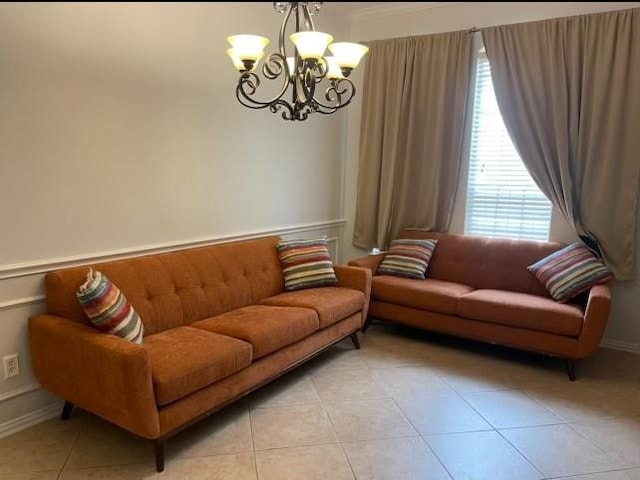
[353,32,473,250]
[483,8,640,280]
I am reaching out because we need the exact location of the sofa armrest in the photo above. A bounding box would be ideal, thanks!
[577,283,612,357]
[348,255,384,274]
[29,314,160,439]
[334,265,372,324]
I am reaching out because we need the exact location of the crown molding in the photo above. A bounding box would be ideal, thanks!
[351,2,462,19]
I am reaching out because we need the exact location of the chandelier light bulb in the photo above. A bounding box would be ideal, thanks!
[226,35,270,62]
[324,56,344,80]
[227,49,263,72]
[286,56,296,77]
[289,31,333,60]
[328,42,369,75]
[226,49,245,72]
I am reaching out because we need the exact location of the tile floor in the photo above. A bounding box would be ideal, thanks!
[1,323,639,480]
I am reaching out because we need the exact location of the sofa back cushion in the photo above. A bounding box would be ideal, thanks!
[45,236,284,335]
[397,229,563,297]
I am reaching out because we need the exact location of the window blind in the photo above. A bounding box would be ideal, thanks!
[464,54,552,241]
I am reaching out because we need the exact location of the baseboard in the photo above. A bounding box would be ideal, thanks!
[0,402,62,439]
[600,338,640,355]
[0,383,41,403]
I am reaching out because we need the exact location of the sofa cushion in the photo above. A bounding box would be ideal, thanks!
[456,289,584,336]
[144,326,252,406]
[191,305,319,359]
[377,239,438,279]
[527,242,614,302]
[276,237,338,291]
[258,287,365,329]
[372,277,474,315]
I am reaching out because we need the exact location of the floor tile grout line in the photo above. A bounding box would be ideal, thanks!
[312,348,360,480]
[442,389,548,479]
[520,389,573,423]
[544,465,640,479]
[433,365,517,395]
[55,419,82,480]
[453,387,575,430]
[388,396,421,437]
[246,401,260,480]
[562,419,634,466]
[415,434,459,480]
[319,406,358,479]
[253,439,343,453]
[448,383,499,431]
[493,426,556,479]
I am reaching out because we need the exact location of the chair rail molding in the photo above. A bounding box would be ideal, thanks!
[0,296,47,312]
[0,219,346,281]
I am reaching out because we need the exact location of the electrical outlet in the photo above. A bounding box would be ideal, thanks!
[3,354,19,379]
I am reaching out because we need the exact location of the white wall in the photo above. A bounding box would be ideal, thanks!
[343,2,640,350]
[0,3,350,429]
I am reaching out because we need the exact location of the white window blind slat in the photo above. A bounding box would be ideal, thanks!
[464,54,551,241]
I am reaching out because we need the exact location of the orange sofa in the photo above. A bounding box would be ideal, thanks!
[29,236,371,471]
[349,229,611,381]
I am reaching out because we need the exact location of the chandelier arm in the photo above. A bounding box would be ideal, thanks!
[311,102,338,115]
[313,60,327,83]
[300,67,317,105]
[311,78,356,113]
[278,3,293,59]
[236,52,293,110]
[262,53,287,80]
[269,99,296,120]
[301,3,315,30]
[236,70,290,110]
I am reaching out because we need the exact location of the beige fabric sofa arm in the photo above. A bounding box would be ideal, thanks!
[334,265,372,323]
[577,283,612,358]
[29,314,160,439]
[348,255,384,274]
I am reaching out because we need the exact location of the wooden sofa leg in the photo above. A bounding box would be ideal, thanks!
[60,401,75,421]
[565,359,576,382]
[361,316,373,333]
[350,332,361,350]
[155,438,166,473]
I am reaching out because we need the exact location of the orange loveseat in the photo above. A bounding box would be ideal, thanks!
[29,236,371,471]
[349,229,612,381]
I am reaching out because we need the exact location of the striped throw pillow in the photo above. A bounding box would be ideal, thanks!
[527,242,613,303]
[377,239,438,279]
[76,269,144,344]
[277,237,338,291]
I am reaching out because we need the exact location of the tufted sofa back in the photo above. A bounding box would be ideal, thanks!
[398,229,564,297]
[45,236,284,335]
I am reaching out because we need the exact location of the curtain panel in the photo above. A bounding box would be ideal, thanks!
[353,32,473,250]
[483,8,640,280]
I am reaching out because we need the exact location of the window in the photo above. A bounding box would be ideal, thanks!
[464,53,552,241]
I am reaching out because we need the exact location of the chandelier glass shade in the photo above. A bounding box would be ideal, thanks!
[226,2,369,121]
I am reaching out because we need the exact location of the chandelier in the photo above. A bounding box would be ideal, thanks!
[226,2,369,121]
